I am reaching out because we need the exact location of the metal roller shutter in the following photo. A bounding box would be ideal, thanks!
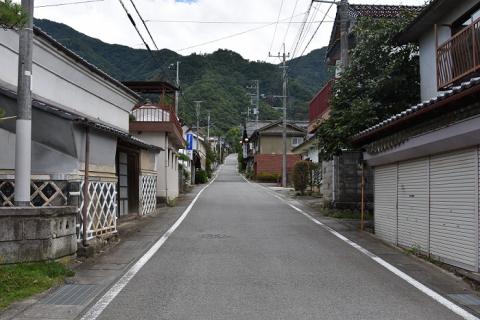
[374,164,398,244]
[430,148,478,271]
[397,158,429,252]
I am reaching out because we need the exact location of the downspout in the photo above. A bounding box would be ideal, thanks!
[332,157,336,205]
[82,125,90,247]
[361,160,365,231]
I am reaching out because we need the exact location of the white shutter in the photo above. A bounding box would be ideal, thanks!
[397,158,429,251]
[374,164,398,244]
[430,148,478,271]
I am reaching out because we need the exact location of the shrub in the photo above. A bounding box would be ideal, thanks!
[292,161,311,195]
[255,172,280,183]
[195,169,208,184]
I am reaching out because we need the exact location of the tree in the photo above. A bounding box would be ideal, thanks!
[0,0,27,29]
[316,15,420,159]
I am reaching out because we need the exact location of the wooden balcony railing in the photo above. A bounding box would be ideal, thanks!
[437,17,480,90]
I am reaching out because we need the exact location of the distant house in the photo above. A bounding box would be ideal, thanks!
[0,27,161,241]
[351,0,480,271]
[126,81,185,205]
[180,126,208,181]
[245,120,305,180]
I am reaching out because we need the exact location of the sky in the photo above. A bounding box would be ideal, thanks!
[34,0,425,62]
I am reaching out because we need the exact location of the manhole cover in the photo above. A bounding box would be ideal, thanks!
[200,234,231,239]
[448,294,480,306]
[41,284,98,305]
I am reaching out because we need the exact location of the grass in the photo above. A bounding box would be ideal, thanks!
[0,261,74,310]
[320,208,373,220]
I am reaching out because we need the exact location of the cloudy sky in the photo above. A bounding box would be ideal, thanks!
[34,0,425,62]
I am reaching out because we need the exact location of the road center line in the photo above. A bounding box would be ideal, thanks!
[79,167,222,320]
[243,177,479,320]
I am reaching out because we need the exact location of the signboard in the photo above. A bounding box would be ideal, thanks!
[186,133,193,150]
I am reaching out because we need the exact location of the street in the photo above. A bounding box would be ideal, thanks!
[90,155,463,320]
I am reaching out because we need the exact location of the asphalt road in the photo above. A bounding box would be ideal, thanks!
[96,155,463,320]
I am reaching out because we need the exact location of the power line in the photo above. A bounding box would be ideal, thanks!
[290,2,316,58]
[35,0,103,8]
[267,0,285,56]
[299,2,335,57]
[177,12,306,52]
[128,0,159,50]
[281,0,300,48]
[145,19,333,25]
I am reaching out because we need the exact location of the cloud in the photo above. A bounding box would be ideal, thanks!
[34,0,425,61]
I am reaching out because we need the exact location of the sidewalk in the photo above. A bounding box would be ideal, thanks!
[262,183,480,318]
[0,184,204,320]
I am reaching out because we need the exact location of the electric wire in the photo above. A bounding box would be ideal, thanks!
[267,0,285,55]
[299,2,334,57]
[35,0,103,8]
[145,19,333,24]
[128,0,160,50]
[296,3,321,57]
[281,0,300,48]
[289,1,313,58]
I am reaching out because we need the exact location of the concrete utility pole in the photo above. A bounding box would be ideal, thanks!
[255,80,260,128]
[192,101,203,182]
[14,0,34,206]
[175,61,180,114]
[269,44,290,188]
[207,111,210,142]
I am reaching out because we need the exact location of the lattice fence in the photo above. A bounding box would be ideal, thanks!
[139,175,157,216]
[78,181,117,240]
[0,180,68,207]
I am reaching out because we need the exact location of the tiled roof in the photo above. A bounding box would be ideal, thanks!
[349,4,423,19]
[352,77,480,143]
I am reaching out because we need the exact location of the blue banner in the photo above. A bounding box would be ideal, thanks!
[186,133,193,150]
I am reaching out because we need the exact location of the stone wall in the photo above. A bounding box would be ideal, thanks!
[0,207,77,264]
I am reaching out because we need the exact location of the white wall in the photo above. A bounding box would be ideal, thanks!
[418,0,479,100]
[0,29,136,131]
[132,132,179,201]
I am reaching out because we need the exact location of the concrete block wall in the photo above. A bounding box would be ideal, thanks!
[0,207,77,264]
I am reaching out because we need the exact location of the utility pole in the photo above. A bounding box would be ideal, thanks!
[14,0,34,206]
[269,43,290,188]
[192,101,203,185]
[175,61,180,114]
[255,80,260,129]
[313,0,349,70]
[207,111,210,142]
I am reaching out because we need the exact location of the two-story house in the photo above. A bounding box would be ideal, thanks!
[246,120,305,180]
[351,0,480,272]
[0,27,160,244]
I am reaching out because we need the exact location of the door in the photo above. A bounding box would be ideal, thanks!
[374,164,398,244]
[397,158,429,252]
[117,152,128,216]
[127,153,139,214]
[429,148,478,271]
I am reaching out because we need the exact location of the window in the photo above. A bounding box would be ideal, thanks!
[291,137,304,147]
[452,5,480,35]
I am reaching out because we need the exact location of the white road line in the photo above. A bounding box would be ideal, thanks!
[243,177,479,320]
[80,167,222,320]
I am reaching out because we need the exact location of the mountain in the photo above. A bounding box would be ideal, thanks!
[34,19,332,133]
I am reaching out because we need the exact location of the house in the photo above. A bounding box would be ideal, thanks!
[299,3,421,208]
[0,27,161,244]
[245,120,306,180]
[351,0,480,271]
[180,126,208,182]
[126,81,185,205]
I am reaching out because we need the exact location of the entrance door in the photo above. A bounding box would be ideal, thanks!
[118,152,128,216]
[127,153,139,214]
[117,150,140,216]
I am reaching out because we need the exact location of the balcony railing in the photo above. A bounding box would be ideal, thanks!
[437,18,480,90]
[131,104,183,135]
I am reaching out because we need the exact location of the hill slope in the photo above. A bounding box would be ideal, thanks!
[34,19,332,132]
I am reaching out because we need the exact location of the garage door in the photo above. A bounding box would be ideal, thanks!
[430,148,478,271]
[397,158,429,252]
[374,164,398,244]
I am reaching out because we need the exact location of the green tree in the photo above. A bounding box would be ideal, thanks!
[316,15,420,159]
[0,0,27,29]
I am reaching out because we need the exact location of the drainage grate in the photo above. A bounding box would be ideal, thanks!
[41,284,98,305]
[448,294,480,306]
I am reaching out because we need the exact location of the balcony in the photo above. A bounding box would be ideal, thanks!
[129,104,184,148]
[437,18,480,90]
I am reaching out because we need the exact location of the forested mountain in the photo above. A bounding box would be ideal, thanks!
[34,19,332,133]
